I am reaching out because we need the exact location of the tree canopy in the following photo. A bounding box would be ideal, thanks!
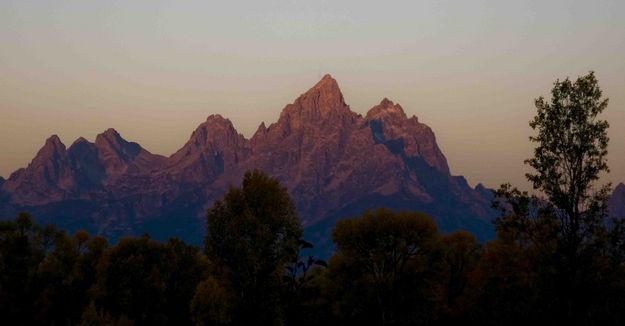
[203,169,303,325]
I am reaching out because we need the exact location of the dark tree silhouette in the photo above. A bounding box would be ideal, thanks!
[437,231,480,321]
[526,71,611,258]
[329,209,440,326]
[493,71,625,324]
[203,170,303,325]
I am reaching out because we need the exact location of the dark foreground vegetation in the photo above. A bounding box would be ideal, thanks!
[2,72,624,325]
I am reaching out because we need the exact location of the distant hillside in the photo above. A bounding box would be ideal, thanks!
[610,183,625,219]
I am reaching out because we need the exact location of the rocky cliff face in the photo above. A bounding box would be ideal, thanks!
[3,135,76,205]
[94,128,166,182]
[0,74,497,254]
[164,114,250,188]
[365,98,449,173]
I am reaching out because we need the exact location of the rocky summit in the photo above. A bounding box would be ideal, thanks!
[0,74,498,255]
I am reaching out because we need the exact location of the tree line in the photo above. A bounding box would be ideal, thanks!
[1,72,624,325]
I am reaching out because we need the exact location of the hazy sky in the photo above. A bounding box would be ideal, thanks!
[1,0,624,190]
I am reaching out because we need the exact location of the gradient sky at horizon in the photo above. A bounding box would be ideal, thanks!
[1,0,624,190]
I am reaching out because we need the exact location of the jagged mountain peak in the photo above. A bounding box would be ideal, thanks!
[99,128,120,139]
[165,114,250,185]
[303,73,344,107]
[33,135,67,164]
[366,98,408,121]
[268,74,359,141]
[45,134,64,146]
[93,128,165,179]
[253,122,268,138]
[205,114,232,125]
[311,73,340,92]
[39,134,65,153]
[186,114,242,147]
[282,74,349,120]
[95,128,139,157]
[364,98,449,173]
[103,127,119,136]
[1,134,74,204]
[1,75,499,251]
[71,137,90,146]
[183,114,241,147]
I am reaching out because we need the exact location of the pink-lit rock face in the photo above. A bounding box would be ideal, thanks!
[0,74,498,245]
[3,135,74,205]
[164,114,250,187]
[94,128,166,182]
[365,98,449,174]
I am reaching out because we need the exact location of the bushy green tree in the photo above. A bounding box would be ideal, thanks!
[35,230,103,324]
[329,208,440,326]
[190,276,233,326]
[203,170,303,325]
[91,235,207,325]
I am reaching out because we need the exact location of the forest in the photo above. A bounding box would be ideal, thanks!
[1,73,624,326]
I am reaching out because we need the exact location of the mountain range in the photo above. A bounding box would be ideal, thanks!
[1,75,622,256]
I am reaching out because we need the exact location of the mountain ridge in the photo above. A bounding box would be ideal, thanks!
[1,74,504,254]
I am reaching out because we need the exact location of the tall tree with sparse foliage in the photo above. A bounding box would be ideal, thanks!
[526,71,611,254]
[493,71,625,323]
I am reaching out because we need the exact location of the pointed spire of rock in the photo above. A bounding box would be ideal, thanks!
[44,134,65,150]
[289,74,347,117]
[270,74,357,139]
[93,128,164,179]
[96,128,123,145]
[305,74,344,107]
[46,134,63,146]
[95,128,138,160]
[165,114,250,186]
[379,97,394,107]
[3,135,73,204]
[34,135,67,163]
[256,121,267,134]
[103,128,119,136]
[186,114,240,147]
[311,74,341,92]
